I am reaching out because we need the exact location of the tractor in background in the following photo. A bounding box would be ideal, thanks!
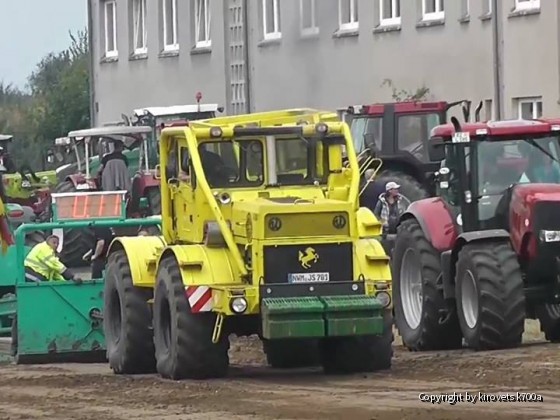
[339,100,483,207]
[53,125,156,267]
[392,116,560,352]
[102,109,393,380]
[0,134,56,222]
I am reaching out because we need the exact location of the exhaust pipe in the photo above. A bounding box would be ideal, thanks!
[451,116,462,132]
[474,101,483,122]
[461,100,472,122]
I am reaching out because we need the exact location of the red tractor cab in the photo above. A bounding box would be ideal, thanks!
[340,100,482,206]
[392,116,560,352]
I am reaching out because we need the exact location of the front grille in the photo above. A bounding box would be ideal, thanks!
[263,243,353,284]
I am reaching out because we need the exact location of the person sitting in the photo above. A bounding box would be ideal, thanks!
[373,182,411,234]
[24,235,81,283]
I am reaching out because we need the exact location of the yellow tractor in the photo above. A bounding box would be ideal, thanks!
[103,109,393,379]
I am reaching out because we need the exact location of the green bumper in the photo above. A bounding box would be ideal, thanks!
[261,295,384,340]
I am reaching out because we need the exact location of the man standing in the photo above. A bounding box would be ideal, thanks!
[24,235,81,283]
[90,226,115,278]
[373,182,411,233]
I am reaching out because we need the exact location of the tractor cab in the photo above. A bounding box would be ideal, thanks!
[429,118,560,234]
[339,100,482,205]
[65,125,153,192]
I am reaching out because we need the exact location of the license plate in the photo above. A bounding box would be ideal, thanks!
[288,272,330,284]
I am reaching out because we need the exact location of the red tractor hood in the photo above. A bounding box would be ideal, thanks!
[512,183,560,204]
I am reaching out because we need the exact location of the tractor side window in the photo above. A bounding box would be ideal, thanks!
[166,140,179,181]
[275,138,308,184]
[350,117,382,154]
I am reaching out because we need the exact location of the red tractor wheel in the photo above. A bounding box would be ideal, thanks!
[455,241,525,350]
[392,218,462,351]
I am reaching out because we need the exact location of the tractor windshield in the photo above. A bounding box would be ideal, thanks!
[478,135,560,196]
[198,140,264,188]
[350,117,382,153]
[274,136,330,186]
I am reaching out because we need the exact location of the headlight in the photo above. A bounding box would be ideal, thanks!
[540,230,560,243]
[375,291,391,308]
[210,127,223,138]
[230,297,248,314]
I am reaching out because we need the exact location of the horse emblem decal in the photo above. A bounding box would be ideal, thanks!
[298,247,319,269]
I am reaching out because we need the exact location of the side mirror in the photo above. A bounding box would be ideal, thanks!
[47,153,55,164]
[363,133,377,150]
[428,138,446,162]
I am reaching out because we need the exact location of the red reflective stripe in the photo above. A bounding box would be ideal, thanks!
[191,288,212,313]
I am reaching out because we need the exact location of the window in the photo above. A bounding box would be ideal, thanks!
[380,0,401,26]
[163,0,178,50]
[263,0,281,40]
[104,0,118,57]
[422,0,444,21]
[133,0,147,54]
[397,113,441,163]
[300,0,318,36]
[514,0,540,11]
[275,137,329,185]
[338,0,358,31]
[350,117,382,154]
[195,0,211,48]
[517,97,543,119]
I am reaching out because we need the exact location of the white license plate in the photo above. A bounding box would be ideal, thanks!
[288,272,330,283]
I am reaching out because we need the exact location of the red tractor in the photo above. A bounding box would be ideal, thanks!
[392,116,560,351]
[340,100,481,207]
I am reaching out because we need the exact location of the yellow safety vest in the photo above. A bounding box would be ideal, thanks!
[24,242,67,281]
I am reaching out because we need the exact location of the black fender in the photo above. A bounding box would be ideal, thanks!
[441,229,511,300]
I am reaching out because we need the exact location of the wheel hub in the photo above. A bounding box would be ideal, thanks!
[461,270,479,329]
[401,248,423,330]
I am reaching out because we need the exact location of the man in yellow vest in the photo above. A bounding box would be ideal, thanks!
[24,235,82,283]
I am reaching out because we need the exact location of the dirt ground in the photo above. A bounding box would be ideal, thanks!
[0,320,559,420]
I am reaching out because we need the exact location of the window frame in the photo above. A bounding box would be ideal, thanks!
[263,0,281,41]
[517,97,543,120]
[380,0,401,26]
[514,0,540,11]
[421,0,445,21]
[194,0,211,48]
[104,0,118,58]
[132,0,147,55]
[162,0,179,51]
[338,0,359,31]
[300,0,319,36]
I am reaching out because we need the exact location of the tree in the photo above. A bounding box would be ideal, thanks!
[380,79,431,102]
[0,30,90,169]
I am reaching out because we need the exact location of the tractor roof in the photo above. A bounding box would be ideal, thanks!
[0,134,13,142]
[68,125,152,138]
[133,104,220,117]
[431,118,560,140]
[341,101,451,116]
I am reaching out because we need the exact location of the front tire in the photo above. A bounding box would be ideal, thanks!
[153,257,229,380]
[455,242,525,350]
[104,250,156,374]
[535,304,560,342]
[393,218,462,351]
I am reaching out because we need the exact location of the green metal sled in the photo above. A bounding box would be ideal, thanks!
[10,190,161,364]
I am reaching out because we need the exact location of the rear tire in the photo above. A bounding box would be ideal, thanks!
[153,257,229,380]
[262,339,320,368]
[104,250,156,374]
[320,310,393,374]
[536,304,560,342]
[393,218,462,351]
[375,170,428,204]
[455,242,525,350]
[54,180,95,267]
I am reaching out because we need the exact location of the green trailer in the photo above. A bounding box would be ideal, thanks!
[7,189,160,364]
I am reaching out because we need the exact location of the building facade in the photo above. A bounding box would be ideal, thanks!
[88,0,554,125]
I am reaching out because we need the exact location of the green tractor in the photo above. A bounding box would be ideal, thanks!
[0,134,57,222]
[6,188,160,363]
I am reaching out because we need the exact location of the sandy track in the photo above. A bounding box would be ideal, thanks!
[1,321,560,420]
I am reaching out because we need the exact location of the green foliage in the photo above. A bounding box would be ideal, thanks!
[0,30,90,169]
[381,79,431,102]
